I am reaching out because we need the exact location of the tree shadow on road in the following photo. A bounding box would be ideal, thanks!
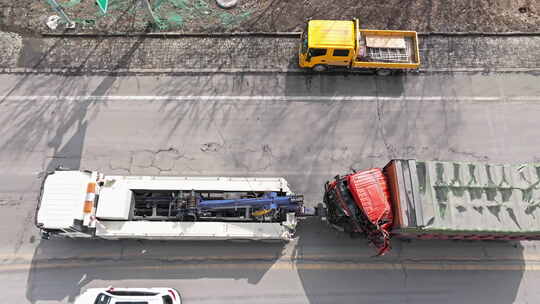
[0,30,149,173]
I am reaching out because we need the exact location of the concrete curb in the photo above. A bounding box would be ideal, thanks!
[419,31,540,36]
[418,68,540,73]
[41,32,303,38]
[1,67,539,75]
[40,31,540,38]
[0,67,301,74]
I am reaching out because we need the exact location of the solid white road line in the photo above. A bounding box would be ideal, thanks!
[0,95,539,103]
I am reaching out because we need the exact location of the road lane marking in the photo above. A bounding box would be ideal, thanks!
[3,253,540,263]
[0,261,538,272]
[1,95,539,103]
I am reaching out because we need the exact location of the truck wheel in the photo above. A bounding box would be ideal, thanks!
[227,239,253,243]
[312,64,327,72]
[376,69,392,76]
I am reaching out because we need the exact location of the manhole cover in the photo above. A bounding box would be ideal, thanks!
[216,0,237,9]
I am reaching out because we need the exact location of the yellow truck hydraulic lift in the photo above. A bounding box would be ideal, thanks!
[299,19,420,75]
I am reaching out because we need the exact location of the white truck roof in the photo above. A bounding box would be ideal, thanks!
[37,170,93,229]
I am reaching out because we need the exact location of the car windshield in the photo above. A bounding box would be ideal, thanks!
[108,291,158,296]
[95,293,112,304]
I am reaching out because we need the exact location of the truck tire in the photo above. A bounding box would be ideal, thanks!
[376,69,392,76]
[312,64,327,72]
[41,231,51,240]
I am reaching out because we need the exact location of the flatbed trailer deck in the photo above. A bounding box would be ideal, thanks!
[353,29,420,69]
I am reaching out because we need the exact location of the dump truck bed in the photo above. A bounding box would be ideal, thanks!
[384,159,540,237]
[353,29,420,70]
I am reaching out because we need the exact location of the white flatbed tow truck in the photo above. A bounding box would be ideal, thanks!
[35,169,306,241]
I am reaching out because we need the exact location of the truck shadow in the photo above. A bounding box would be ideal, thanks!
[24,219,526,304]
[25,239,285,303]
[284,70,405,99]
[293,217,526,304]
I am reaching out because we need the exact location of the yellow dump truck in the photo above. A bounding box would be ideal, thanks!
[299,19,420,75]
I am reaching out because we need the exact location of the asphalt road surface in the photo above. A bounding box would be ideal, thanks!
[1,72,540,304]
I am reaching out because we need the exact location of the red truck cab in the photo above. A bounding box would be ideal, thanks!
[324,168,393,255]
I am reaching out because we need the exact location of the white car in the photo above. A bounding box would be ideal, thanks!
[74,287,181,304]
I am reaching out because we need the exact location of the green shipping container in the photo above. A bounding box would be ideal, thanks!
[383,159,540,238]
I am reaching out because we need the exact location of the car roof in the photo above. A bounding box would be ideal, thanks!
[76,288,181,304]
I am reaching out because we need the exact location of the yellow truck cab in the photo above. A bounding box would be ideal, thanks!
[299,19,420,75]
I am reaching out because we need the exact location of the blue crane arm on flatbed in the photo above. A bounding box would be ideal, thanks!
[198,192,303,212]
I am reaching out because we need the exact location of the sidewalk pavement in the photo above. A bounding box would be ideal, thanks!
[2,0,539,35]
[0,32,23,68]
[0,32,539,73]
